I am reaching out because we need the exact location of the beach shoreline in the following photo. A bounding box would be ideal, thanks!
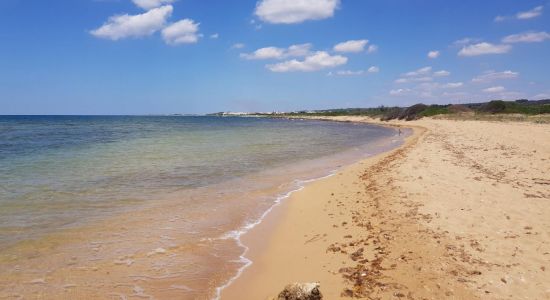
[213,121,410,299]
[0,117,403,300]
[221,116,550,299]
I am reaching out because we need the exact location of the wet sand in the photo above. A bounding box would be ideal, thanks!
[221,117,550,299]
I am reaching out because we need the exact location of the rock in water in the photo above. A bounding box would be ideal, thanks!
[276,282,323,300]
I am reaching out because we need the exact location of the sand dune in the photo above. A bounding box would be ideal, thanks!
[221,117,550,299]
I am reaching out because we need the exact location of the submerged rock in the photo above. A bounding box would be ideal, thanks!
[275,282,323,300]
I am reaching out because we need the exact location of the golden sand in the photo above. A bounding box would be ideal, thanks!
[222,117,550,299]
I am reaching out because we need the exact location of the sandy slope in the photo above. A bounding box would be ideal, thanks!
[221,117,550,300]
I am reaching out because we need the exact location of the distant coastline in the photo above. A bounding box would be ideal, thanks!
[207,98,550,123]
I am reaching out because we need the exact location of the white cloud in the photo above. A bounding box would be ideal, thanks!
[242,47,285,60]
[495,6,543,22]
[433,70,450,77]
[389,88,412,96]
[458,42,511,56]
[333,39,368,53]
[395,67,449,84]
[517,5,543,20]
[132,0,174,10]
[502,31,550,43]
[161,19,201,45]
[483,86,505,93]
[90,5,173,40]
[266,51,347,72]
[472,70,519,82]
[334,70,365,76]
[367,44,378,53]
[210,33,219,39]
[404,66,432,77]
[368,66,380,73]
[414,77,434,82]
[442,82,463,88]
[395,67,434,83]
[231,43,245,49]
[286,43,313,57]
[329,66,379,76]
[240,43,312,60]
[427,50,440,59]
[255,0,340,24]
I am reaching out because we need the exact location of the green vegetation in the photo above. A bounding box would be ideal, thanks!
[418,105,450,117]
[479,100,507,113]
[272,99,550,121]
[283,106,402,117]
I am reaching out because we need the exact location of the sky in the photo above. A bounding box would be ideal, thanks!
[0,0,549,114]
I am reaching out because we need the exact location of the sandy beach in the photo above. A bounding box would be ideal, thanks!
[221,117,550,299]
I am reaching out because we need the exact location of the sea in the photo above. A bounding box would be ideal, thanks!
[0,115,404,299]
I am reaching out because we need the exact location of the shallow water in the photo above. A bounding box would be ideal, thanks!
[0,116,403,299]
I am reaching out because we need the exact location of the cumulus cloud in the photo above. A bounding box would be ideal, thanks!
[404,66,432,77]
[255,0,340,24]
[161,19,201,45]
[210,33,219,39]
[90,5,173,40]
[395,67,450,84]
[330,70,365,76]
[333,39,368,53]
[368,66,380,73]
[442,82,463,88]
[517,5,544,19]
[240,43,312,60]
[458,42,511,56]
[241,47,285,60]
[427,50,440,58]
[266,51,347,72]
[472,70,519,82]
[483,86,505,93]
[433,70,450,77]
[502,31,550,43]
[132,0,174,10]
[284,43,313,57]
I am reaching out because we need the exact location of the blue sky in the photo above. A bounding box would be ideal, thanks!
[1,0,549,114]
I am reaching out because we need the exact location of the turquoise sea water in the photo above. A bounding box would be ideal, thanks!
[0,115,401,298]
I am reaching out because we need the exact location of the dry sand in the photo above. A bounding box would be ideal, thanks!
[221,117,550,299]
